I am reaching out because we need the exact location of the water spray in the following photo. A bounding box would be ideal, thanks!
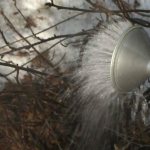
[78,20,150,95]
[73,20,150,150]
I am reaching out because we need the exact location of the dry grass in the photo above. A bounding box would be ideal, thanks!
[0,73,73,150]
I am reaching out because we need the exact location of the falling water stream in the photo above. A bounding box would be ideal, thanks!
[71,20,150,150]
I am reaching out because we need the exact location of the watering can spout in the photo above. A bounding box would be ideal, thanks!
[110,26,150,93]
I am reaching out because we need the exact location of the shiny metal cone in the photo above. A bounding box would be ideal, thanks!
[110,26,150,92]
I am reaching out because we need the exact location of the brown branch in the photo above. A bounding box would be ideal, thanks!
[5,38,67,78]
[0,72,12,83]
[128,17,150,27]
[1,12,63,74]
[1,2,150,51]
[86,0,150,27]
[46,1,150,14]
[115,0,130,19]
[0,29,16,53]
[15,64,21,85]
[0,12,84,50]
[13,0,43,41]
[0,62,47,76]
[0,29,92,56]
[45,0,150,27]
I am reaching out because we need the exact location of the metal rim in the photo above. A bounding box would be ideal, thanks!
[110,25,142,92]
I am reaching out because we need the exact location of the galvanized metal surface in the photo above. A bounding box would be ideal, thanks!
[110,26,150,92]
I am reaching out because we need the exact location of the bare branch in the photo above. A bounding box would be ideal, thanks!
[45,1,150,14]
[0,12,84,50]
[0,62,47,76]
[0,29,92,55]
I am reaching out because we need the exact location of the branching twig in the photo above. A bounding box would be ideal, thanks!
[1,10,93,58]
[0,62,47,76]
[0,29,92,55]
[5,38,67,77]
[46,1,150,14]
[0,12,85,50]
[1,12,63,74]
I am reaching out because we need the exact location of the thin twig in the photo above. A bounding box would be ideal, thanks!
[46,1,150,14]
[1,12,62,74]
[5,38,67,77]
[0,22,92,55]
[0,12,85,50]
[0,62,47,76]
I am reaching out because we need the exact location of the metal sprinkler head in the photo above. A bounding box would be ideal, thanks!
[110,26,150,92]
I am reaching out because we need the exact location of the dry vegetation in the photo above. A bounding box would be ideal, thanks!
[0,0,149,149]
[0,73,73,150]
